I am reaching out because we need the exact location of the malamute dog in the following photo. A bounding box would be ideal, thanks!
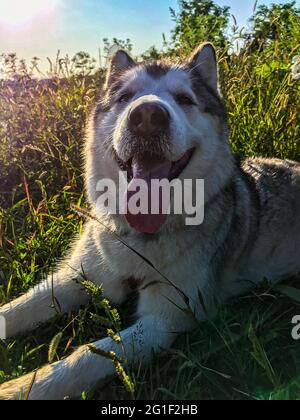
[0,43,300,400]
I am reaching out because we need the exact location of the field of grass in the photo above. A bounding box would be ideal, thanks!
[0,17,300,399]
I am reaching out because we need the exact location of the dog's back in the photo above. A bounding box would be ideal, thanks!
[241,158,300,283]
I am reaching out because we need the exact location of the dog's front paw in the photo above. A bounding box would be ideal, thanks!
[0,343,112,399]
[0,363,66,400]
[0,372,36,400]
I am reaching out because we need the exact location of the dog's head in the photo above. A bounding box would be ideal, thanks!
[86,43,234,233]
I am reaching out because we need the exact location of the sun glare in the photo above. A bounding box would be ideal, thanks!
[0,0,58,26]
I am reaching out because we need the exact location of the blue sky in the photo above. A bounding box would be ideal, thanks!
[0,0,295,71]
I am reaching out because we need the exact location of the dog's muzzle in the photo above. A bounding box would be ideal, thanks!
[128,102,170,137]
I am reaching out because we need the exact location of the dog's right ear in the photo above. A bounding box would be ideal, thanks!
[105,50,136,89]
[187,43,219,93]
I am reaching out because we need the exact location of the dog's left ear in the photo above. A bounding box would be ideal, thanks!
[105,50,136,89]
[188,43,218,93]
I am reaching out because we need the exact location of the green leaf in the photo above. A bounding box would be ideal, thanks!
[274,286,300,303]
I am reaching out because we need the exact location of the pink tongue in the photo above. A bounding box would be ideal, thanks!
[124,155,171,233]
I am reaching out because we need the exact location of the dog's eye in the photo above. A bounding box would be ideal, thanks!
[117,92,133,103]
[175,94,195,106]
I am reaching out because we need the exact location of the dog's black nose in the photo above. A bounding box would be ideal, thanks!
[128,102,170,136]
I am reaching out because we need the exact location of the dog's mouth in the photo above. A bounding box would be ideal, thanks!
[115,149,195,234]
[115,148,195,182]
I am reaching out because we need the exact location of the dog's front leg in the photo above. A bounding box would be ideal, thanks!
[0,314,177,400]
[0,267,88,339]
[0,223,104,338]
